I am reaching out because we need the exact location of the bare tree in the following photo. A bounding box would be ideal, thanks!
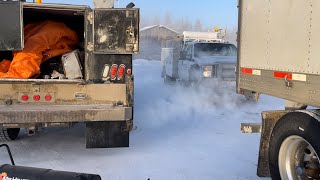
[175,17,184,32]
[164,12,173,28]
[174,17,193,32]
[194,18,203,32]
[184,18,193,31]
[225,26,238,45]
[152,16,161,25]
[140,16,151,28]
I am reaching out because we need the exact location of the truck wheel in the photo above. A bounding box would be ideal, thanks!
[86,121,129,148]
[0,128,20,141]
[269,112,320,180]
[188,81,199,88]
[188,66,200,88]
[164,75,176,85]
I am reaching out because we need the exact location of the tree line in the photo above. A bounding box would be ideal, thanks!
[141,12,206,33]
[141,12,238,45]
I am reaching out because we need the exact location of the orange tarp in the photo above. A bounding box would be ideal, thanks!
[0,20,79,78]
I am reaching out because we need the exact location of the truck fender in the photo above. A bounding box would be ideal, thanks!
[161,66,165,78]
[257,110,320,177]
[188,64,200,81]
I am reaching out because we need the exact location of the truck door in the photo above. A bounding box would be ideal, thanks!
[93,8,139,54]
[179,44,193,80]
[0,1,23,51]
[87,8,139,82]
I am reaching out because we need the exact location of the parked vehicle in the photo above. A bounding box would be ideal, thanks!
[238,0,320,179]
[0,1,139,148]
[161,31,237,86]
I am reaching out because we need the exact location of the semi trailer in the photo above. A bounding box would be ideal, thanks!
[238,0,320,179]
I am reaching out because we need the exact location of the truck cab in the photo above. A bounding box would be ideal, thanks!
[179,41,237,83]
[161,31,236,86]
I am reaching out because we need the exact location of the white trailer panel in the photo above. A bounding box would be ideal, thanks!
[239,0,320,74]
[238,0,320,107]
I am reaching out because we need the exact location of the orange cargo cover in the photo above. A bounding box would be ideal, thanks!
[0,20,79,78]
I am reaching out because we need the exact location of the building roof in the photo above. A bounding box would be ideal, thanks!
[140,25,180,35]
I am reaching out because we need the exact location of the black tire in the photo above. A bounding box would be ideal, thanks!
[269,112,320,180]
[189,80,200,88]
[164,75,176,85]
[86,121,129,148]
[0,128,20,141]
[188,66,200,88]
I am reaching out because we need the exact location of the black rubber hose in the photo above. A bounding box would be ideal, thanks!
[0,144,15,165]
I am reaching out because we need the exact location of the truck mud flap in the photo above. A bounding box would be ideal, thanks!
[86,121,129,148]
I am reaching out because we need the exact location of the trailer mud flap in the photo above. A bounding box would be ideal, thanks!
[257,110,290,177]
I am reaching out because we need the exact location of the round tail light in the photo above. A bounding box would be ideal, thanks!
[21,95,29,101]
[45,95,52,101]
[127,69,132,75]
[33,95,40,101]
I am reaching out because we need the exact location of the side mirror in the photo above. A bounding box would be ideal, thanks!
[179,51,186,60]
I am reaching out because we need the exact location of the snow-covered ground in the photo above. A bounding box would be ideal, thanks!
[0,59,283,180]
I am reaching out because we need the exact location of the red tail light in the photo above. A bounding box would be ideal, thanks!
[118,64,126,80]
[45,95,52,101]
[110,64,118,80]
[127,69,132,75]
[21,95,29,101]
[33,95,40,101]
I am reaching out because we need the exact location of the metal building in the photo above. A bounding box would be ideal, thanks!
[135,25,181,60]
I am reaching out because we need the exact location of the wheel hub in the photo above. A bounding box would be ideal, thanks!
[278,135,320,180]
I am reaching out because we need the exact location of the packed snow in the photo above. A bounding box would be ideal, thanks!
[0,59,283,180]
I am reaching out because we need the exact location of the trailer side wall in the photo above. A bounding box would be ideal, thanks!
[237,0,320,107]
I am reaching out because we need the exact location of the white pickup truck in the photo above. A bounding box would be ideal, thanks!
[161,31,237,86]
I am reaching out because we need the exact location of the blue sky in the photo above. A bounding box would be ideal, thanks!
[39,0,238,29]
